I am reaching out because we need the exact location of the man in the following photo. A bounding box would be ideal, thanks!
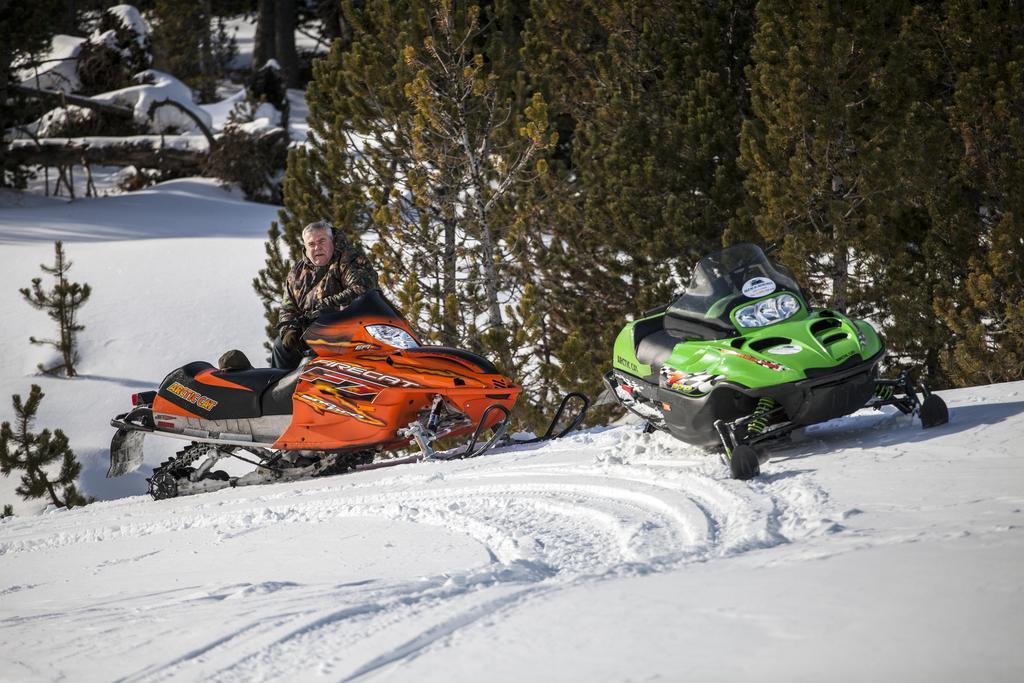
[272,221,379,369]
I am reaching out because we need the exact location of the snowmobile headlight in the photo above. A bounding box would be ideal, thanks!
[735,294,802,328]
[736,308,760,328]
[366,324,419,349]
[776,293,800,316]
[756,297,781,323]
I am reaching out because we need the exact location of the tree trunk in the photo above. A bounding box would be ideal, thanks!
[315,0,342,41]
[0,52,11,141]
[58,0,78,35]
[274,0,299,88]
[198,0,215,101]
[831,229,849,312]
[46,479,63,508]
[442,213,458,345]
[254,0,277,69]
[56,247,74,376]
[462,132,504,333]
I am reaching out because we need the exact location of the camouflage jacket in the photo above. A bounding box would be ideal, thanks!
[278,231,379,331]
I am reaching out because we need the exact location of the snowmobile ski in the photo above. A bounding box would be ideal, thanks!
[138,392,589,500]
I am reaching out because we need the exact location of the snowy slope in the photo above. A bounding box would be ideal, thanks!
[2,182,1023,681]
[1,385,1022,682]
[0,179,278,511]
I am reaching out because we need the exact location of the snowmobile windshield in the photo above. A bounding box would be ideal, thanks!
[667,244,802,329]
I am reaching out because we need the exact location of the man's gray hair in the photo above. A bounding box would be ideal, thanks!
[302,221,333,238]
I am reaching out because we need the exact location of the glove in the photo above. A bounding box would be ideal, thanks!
[301,307,325,326]
[282,328,301,352]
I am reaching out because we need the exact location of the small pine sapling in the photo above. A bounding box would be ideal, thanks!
[252,221,293,360]
[0,385,89,509]
[1,504,13,518]
[21,241,92,377]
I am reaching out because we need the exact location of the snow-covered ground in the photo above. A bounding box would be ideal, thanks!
[0,179,277,509]
[2,181,1023,681]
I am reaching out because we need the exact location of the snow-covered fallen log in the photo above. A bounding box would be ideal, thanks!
[9,84,135,120]
[6,135,209,172]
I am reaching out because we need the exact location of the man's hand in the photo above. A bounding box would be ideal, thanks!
[299,308,324,327]
[282,328,301,352]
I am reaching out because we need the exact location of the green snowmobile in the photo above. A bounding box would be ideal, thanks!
[604,243,948,479]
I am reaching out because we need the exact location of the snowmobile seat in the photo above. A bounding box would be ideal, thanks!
[636,330,684,376]
[632,313,667,350]
[203,366,291,394]
[259,360,308,415]
[159,361,288,420]
[663,312,734,341]
[629,314,684,377]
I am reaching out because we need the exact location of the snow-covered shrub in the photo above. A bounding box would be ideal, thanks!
[225,60,289,132]
[32,106,103,138]
[113,165,162,192]
[204,126,288,203]
[205,61,290,202]
[13,5,152,97]
[76,5,152,95]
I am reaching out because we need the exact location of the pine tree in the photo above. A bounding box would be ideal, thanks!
[1,504,12,518]
[21,241,91,378]
[932,1,1024,386]
[252,221,291,360]
[262,0,541,362]
[0,385,89,510]
[803,1,1024,389]
[740,1,919,311]
[843,3,974,388]
[518,0,755,412]
[401,0,554,370]
[1,0,62,187]
[151,0,237,103]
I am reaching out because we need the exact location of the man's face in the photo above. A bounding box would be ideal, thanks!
[304,229,334,266]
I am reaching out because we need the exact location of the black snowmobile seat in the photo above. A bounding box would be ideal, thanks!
[159,361,283,420]
[663,312,734,341]
[630,314,682,377]
[187,358,304,417]
[632,314,667,351]
[260,360,307,415]
[636,331,682,376]
[630,310,733,377]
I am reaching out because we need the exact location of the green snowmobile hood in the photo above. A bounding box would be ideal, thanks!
[613,306,883,392]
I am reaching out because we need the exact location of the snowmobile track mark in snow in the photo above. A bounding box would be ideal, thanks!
[2,424,851,682]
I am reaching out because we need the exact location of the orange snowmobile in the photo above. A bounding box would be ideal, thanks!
[108,290,588,499]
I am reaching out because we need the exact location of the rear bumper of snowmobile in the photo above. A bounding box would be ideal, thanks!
[107,407,284,478]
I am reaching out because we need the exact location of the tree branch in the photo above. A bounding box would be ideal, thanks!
[146,99,217,148]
